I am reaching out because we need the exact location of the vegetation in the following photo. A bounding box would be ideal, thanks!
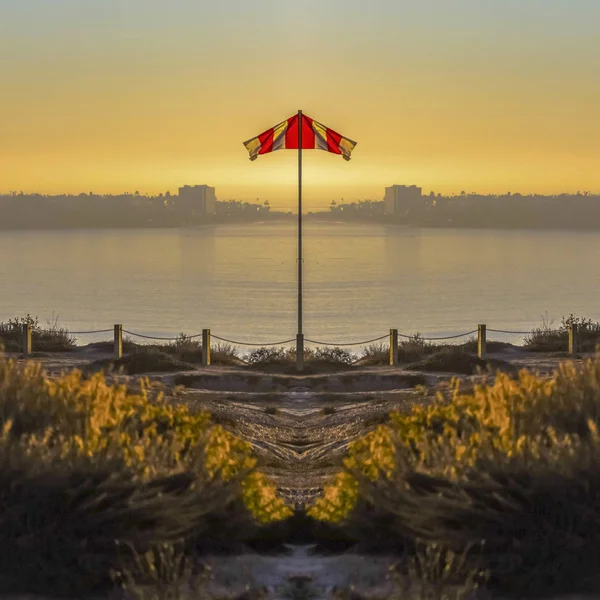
[356,342,389,366]
[246,345,355,371]
[0,355,291,597]
[310,356,600,597]
[92,336,242,369]
[525,313,600,352]
[0,314,75,352]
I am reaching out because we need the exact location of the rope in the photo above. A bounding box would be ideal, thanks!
[417,330,478,341]
[69,329,114,335]
[304,334,388,347]
[62,327,532,345]
[211,334,296,347]
[488,328,531,335]
[122,330,202,342]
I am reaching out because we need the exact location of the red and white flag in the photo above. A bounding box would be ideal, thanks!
[243,113,357,161]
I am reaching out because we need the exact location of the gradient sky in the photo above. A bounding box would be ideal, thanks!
[1,0,599,208]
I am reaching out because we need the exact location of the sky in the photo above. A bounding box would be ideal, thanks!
[1,0,599,209]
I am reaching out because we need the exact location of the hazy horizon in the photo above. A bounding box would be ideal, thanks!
[2,0,600,208]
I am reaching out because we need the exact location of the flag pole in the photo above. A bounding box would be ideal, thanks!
[296,109,304,372]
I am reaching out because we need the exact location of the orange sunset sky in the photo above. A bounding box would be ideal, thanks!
[1,0,599,209]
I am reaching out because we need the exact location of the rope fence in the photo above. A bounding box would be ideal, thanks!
[488,328,532,335]
[13,321,581,369]
[123,329,203,341]
[68,329,114,335]
[52,326,535,347]
[304,334,388,347]
[211,334,297,347]
[409,330,479,341]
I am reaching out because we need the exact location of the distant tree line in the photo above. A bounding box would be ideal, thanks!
[323,191,600,229]
[0,192,285,229]
[4,189,600,230]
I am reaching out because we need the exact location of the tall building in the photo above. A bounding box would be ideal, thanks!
[177,185,217,216]
[383,185,422,215]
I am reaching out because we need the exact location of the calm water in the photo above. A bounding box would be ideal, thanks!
[1,223,599,348]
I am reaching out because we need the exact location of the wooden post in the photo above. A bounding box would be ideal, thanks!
[202,329,211,366]
[22,323,32,357]
[114,324,123,359]
[569,323,578,357]
[478,324,487,359]
[389,329,398,366]
[296,333,304,372]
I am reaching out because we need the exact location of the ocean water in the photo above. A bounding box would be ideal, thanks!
[1,222,599,348]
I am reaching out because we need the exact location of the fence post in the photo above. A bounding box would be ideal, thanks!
[478,324,487,359]
[389,329,398,366]
[296,333,304,372]
[569,323,578,357]
[202,329,211,366]
[22,323,32,357]
[114,324,122,360]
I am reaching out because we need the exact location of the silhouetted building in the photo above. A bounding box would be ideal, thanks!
[384,185,422,215]
[177,185,216,216]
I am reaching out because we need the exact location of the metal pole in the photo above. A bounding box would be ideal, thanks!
[298,109,303,337]
[296,109,304,371]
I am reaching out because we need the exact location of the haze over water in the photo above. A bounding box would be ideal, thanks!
[1,222,598,348]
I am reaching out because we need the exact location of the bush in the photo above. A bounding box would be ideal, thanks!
[246,345,355,370]
[0,358,291,596]
[211,342,242,366]
[398,333,432,363]
[525,314,600,352]
[0,314,76,353]
[310,356,600,597]
[246,346,291,367]
[358,342,389,366]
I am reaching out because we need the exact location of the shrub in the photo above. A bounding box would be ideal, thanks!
[246,345,355,370]
[211,342,241,366]
[0,358,291,596]
[246,346,291,367]
[397,333,431,363]
[311,346,354,366]
[525,314,600,352]
[0,314,76,353]
[310,356,600,596]
[358,342,389,366]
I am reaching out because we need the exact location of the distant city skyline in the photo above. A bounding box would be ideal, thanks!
[2,1,599,207]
